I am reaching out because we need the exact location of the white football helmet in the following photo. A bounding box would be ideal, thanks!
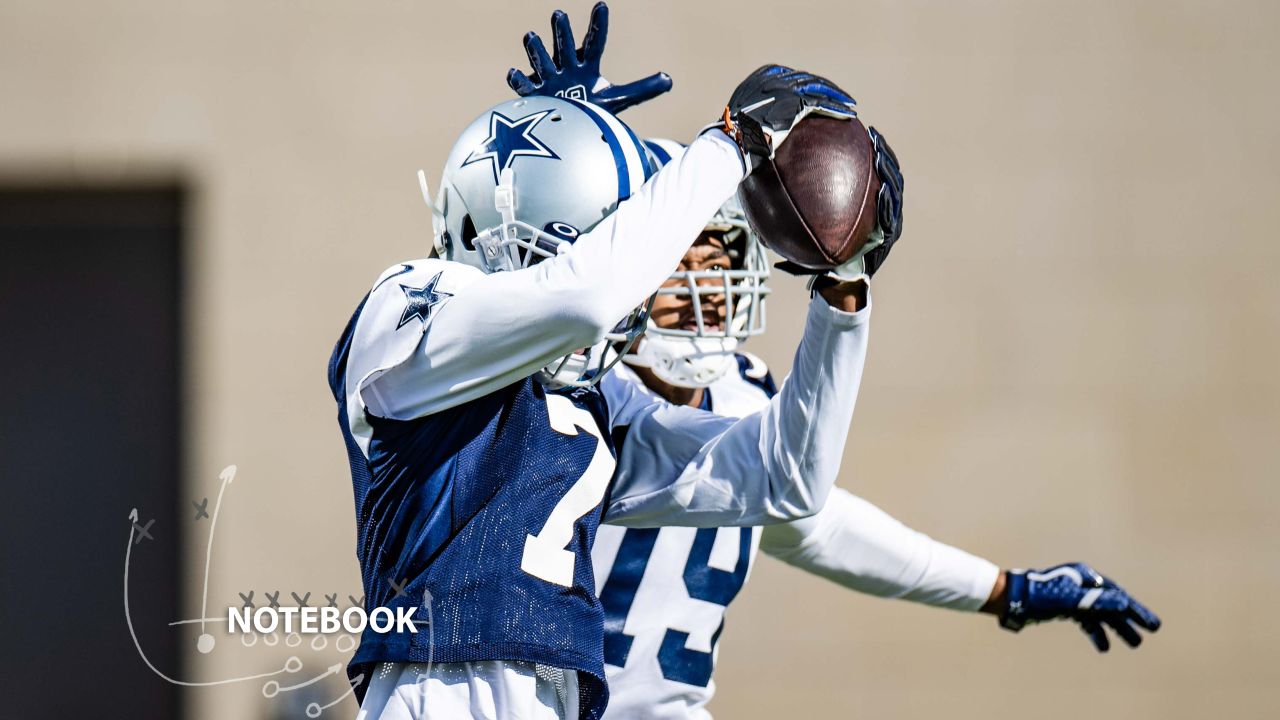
[427,96,655,388]
[623,138,772,389]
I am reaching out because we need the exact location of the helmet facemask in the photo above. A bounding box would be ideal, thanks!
[470,169,584,273]
[649,227,770,341]
[472,169,650,389]
[540,301,653,389]
[627,204,772,389]
[428,97,661,389]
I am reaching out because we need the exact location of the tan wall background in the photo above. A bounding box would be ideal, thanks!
[3,0,1277,717]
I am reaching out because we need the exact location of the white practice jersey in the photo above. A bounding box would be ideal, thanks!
[593,360,1001,720]
[593,358,772,720]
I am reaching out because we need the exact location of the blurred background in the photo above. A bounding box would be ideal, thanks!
[2,0,1277,718]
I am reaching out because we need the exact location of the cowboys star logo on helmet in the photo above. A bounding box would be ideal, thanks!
[430,96,654,387]
[462,109,560,183]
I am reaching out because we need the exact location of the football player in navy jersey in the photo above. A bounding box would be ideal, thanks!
[332,14,876,720]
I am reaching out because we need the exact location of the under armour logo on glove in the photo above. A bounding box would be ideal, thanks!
[999,562,1161,652]
[720,64,857,170]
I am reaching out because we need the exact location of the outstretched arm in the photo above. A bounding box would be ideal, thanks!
[759,488,1001,611]
[602,68,880,528]
[367,64,857,419]
[759,491,1162,652]
[603,282,870,527]
[993,562,1161,651]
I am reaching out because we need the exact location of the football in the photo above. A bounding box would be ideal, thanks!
[738,114,881,270]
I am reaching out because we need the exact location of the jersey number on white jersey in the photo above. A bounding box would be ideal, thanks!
[600,527,752,687]
[521,393,616,587]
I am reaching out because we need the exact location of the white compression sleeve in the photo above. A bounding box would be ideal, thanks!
[603,295,870,527]
[759,487,1000,611]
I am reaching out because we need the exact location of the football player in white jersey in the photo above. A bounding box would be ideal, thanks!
[333,14,885,720]
[590,142,1162,718]
[505,11,1160,717]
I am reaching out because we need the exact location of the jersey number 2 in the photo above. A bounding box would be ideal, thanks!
[520,393,616,587]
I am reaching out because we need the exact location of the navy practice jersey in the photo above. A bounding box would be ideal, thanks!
[330,131,886,720]
[329,262,618,716]
[333,256,876,719]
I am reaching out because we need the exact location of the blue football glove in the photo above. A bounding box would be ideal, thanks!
[862,126,903,277]
[1000,562,1162,652]
[717,64,858,172]
[506,2,672,114]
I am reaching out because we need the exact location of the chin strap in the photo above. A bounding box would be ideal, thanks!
[625,334,738,389]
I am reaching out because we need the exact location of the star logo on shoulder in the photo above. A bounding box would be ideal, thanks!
[397,271,453,329]
[462,110,560,183]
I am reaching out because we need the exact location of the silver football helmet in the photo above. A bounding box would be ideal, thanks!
[624,138,772,389]
[427,96,655,388]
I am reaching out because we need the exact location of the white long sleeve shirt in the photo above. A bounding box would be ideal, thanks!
[592,360,999,720]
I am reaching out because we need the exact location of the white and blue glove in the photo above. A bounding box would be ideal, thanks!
[1000,562,1162,652]
[719,63,858,169]
[506,2,672,114]
[779,124,904,285]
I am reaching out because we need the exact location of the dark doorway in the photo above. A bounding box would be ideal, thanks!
[0,186,184,718]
